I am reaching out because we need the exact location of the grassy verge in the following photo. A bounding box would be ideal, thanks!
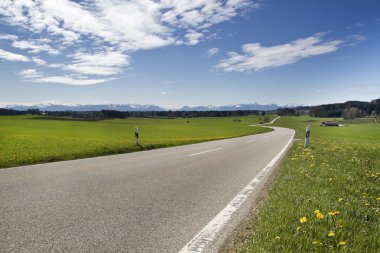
[0,115,273,168]
[230,116,379,252]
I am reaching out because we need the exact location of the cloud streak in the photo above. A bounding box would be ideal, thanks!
[216,34,342,73]
[19,69,113,85]
[0,49,30,62]
[206,47,220,57]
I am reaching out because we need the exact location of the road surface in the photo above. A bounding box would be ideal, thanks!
[0,127,294,252]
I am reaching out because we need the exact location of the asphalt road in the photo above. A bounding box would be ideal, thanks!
[0,127,294,252]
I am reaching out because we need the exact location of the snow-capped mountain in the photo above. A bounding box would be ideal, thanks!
[5,102,284,111]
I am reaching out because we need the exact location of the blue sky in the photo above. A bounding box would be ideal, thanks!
[0,0,379,108]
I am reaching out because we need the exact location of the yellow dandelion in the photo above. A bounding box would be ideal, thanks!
[314,210,320,214]
[316,212,324,219]
[328,211,340,216]
[339,241,346,246]
[299,216,307,223]
[328,231,335,237]
[338,198,344,202]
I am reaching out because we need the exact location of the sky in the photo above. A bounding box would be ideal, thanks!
[0,0,380,108]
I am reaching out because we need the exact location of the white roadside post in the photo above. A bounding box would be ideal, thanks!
[135,127,139,145]
[305,125,311,148]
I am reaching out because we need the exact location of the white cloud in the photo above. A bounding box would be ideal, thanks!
[33,76,114,86]
[0,48,30,62]
[206,47,220,57]
[63,51,130,76]
[19,68,113,85]
[0,0,253,49]
[161,0,252,29]
[346,22,365,30]
[32,57,46,65]
[346,33,367,46]
[184,30,203,45]
[0,33,18,40]
[20,68,40,78]
[12,40,60,55]
[216,34,342,72]
[0,0,255,85]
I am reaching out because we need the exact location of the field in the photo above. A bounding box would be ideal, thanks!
[0,114,273,168]
[231,116,380,252]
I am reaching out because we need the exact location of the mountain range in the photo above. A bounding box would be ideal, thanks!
[5,103,285,111]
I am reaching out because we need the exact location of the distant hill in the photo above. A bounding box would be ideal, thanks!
[6,103,282,112]
[279,98,380,118]
[308,99,380,118]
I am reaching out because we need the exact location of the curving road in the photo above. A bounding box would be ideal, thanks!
[0,127,294,252]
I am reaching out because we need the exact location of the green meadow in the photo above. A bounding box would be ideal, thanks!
[233,116,380,253]
[0,114,273,168]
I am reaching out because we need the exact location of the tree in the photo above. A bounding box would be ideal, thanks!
[343,107,359,119]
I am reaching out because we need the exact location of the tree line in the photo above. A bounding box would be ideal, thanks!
[0,108,263,118]
[278,98,380,119]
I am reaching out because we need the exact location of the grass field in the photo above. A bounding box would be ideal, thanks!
[0,114,273,168]
[233,116,380,252]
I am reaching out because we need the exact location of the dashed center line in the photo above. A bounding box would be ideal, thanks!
[188,148,223,157]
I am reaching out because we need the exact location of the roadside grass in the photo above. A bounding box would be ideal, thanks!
[0,114,273,168]
[234,116,379,253]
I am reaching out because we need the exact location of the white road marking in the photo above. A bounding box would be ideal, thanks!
[188,148,223,157]
[179,129,295,253]
[246,139,256,143]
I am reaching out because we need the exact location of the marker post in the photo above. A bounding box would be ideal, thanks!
[135,127,139,145]
[305,125,310,148]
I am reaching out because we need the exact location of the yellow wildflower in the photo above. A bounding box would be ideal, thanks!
[328,231,335,237]
[299,216,307,223]
[314,210,320,214]
[339,241,346,246]
[316,212,324,219]
[376,197,380,201]
[338,198,344,202]
[328,211,340,216]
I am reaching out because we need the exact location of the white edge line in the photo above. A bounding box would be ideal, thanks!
[188,148,223,157]
[179,129,295,253]
[246,139,256,143]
